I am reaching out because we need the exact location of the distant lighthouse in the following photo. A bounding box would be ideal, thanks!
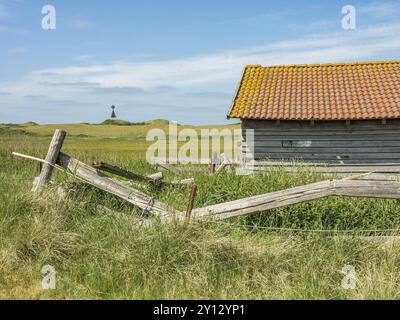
[110,105,117,119]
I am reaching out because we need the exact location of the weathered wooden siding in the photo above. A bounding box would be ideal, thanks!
[242,119,400,164]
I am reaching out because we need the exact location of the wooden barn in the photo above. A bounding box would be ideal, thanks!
[227,61,400,164]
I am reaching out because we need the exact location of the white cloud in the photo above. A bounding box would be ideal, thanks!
[3,21,400,123]
[14,22,400,92]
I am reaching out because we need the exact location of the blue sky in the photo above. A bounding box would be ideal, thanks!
[1,0,400,124]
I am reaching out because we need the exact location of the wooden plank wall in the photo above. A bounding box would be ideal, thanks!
[242,119,400,164]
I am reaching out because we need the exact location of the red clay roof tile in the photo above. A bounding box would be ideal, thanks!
[228,60,400,120]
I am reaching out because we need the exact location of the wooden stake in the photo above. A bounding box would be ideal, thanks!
[183,185,197,228]
[32,129,66,192]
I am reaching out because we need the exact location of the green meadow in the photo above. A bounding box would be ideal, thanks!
[1,122,400,299]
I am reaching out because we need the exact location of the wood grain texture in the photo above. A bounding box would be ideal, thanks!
[184,179,400,222]
[57,153,174,216]
[93,161,163,186]
[32,130,66,192]
[242,120,400,164]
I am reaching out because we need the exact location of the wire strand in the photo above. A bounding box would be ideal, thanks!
[204,220,400,235]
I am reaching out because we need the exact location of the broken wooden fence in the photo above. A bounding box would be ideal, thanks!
[12,129,400,227]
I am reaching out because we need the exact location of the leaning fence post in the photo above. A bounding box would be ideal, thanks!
[32,129,66,192]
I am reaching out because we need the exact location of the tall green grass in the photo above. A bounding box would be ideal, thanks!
[1,126,400,299]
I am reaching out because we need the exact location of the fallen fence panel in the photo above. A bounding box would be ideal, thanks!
[57,152,174,216]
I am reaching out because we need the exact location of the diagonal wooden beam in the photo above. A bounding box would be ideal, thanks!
[186,180,334,221]
[57,153,173,216]
[174,179,400,222]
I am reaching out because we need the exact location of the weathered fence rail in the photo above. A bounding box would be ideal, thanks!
[186,178,400,222]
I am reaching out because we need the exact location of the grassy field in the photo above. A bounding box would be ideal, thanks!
[1,122,400,299]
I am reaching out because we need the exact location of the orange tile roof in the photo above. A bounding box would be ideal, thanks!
[227,60,400,121]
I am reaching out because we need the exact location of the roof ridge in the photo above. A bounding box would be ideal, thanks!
[246,60,400,69]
